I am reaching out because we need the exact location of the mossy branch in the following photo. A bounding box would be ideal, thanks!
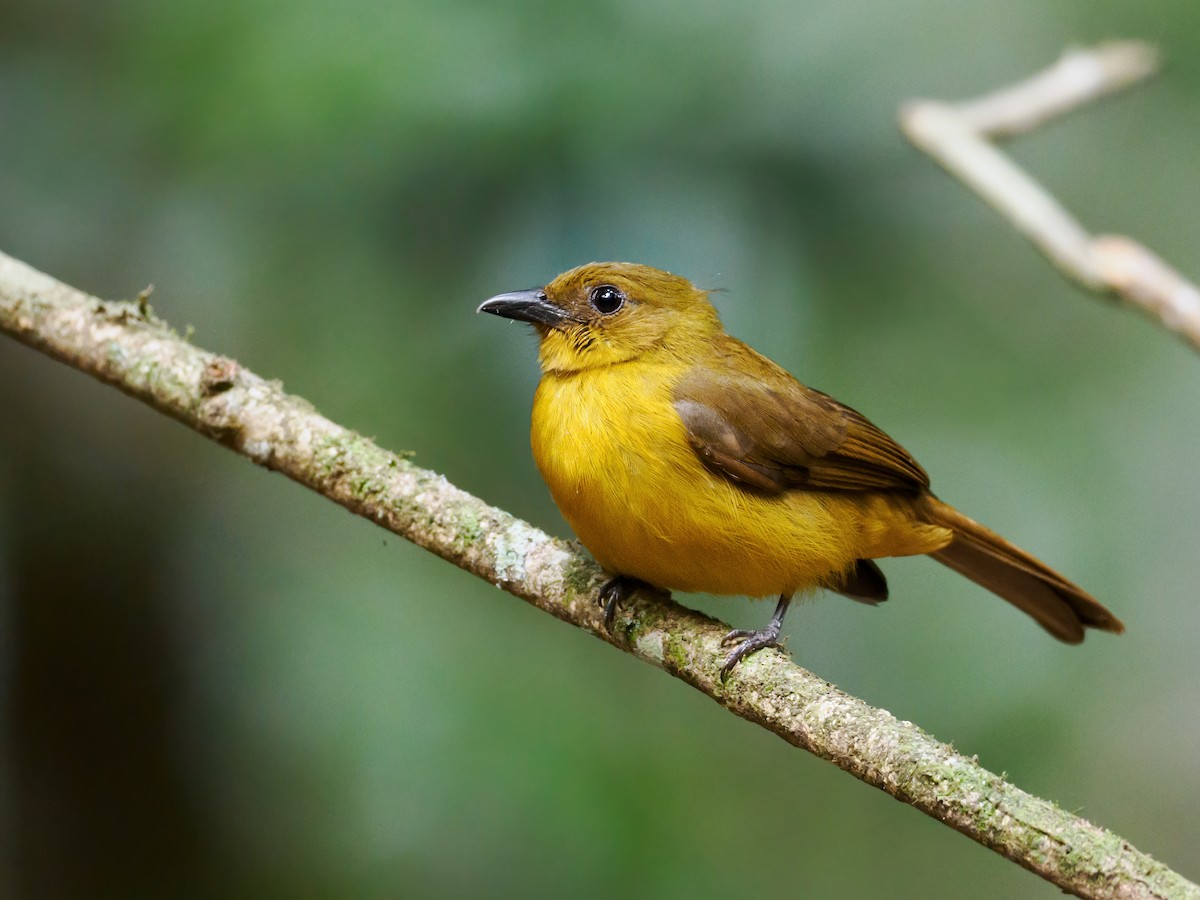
[1,250,1195,899]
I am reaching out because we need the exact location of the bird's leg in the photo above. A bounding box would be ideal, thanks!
[720,594,791,678]
[598,575,670,630]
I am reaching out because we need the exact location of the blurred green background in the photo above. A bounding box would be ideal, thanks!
[2,1,1199,897]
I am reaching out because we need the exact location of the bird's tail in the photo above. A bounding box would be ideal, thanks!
[919,496,1124,642]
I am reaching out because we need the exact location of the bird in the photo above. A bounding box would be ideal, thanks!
[478,262,1123,676]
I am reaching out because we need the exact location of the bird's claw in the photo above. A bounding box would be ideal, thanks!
[597,576,669,631]
[599,582,623,631]
[719,625,784,679]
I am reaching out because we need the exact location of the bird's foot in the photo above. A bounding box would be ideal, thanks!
[719,623,784,679]
[598,576,670,630]
[719,595,792,679]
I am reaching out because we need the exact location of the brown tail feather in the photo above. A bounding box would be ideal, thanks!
[920,496,1124,643]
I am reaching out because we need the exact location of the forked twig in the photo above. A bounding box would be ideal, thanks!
[901,41,1200,351]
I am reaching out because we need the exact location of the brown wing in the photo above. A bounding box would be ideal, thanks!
[672,337,929,495]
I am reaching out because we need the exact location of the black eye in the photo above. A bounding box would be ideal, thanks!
[589,284,626,315]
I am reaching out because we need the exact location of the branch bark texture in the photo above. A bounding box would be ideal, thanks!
[900,41,1200,353]
[1,251,1195,899]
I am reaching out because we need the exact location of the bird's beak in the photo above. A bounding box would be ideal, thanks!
[477,289,569,327]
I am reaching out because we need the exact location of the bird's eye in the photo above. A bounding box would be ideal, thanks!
[588,284,626,315]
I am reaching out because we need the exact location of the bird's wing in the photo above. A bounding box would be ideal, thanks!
[671,340,929,495]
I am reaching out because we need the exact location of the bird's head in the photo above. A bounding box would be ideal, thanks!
[478,262,722,373]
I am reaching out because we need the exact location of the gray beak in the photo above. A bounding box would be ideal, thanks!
[477,289,568,327]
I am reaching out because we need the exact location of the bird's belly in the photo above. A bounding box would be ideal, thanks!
[532,370,931,597]
[564,477,863,597]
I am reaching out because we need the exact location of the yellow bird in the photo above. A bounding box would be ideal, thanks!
[479,262,1123,675]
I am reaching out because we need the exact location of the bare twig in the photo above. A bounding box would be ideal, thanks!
[901,40,1200,352]
[956,41,1160,139]
[2,251,1196,899]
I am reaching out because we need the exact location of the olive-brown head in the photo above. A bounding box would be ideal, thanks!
[478,262,723,373]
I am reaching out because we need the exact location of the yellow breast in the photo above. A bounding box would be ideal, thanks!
[531,361,945,598]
